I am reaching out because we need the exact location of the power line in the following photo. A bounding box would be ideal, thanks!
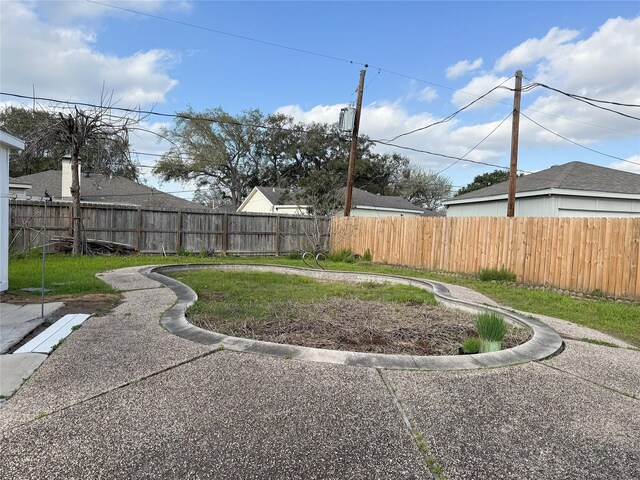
[529,82,640,121]
[520,112,640,166]
[384,76,516,142]
[371,138,532,173]
[439,111,513,174]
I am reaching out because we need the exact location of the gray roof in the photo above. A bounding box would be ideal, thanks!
[14,170,205,211]
[9,177,30,186]
[451,162,640,201]
[255,186,425,213]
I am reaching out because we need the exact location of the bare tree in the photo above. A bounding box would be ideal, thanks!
[25,103,140,254]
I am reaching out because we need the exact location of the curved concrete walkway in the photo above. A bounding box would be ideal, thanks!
[0,265,638,479]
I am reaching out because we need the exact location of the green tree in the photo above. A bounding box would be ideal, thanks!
[455,169,511,196]
[395,167,452,211]
[153,107,265,208]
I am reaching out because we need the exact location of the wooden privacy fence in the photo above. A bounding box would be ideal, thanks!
[332,216,640,299]
[9,200,330,255]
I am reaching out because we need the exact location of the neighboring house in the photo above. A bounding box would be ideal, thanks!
[1,131,25,292]
[238,186,431,217]
[14,157,204,211]
[443,161,640,218]
[8,177,31,199]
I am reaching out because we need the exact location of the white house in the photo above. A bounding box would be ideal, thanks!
[1,131,25,292]
[443,162,640,218]
[238,186,430,217]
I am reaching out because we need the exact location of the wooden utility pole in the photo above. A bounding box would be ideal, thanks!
[507,70,523,218]
[344,68,367,217]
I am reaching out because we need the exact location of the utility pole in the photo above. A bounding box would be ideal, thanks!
[507,70,523,218]
[344,67,367,217]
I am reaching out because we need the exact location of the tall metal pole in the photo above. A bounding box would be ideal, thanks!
[507,70,523,217]
[344,68,367,217]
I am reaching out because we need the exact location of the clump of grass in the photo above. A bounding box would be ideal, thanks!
[476,312,507,342]
[478,268,516,282]
[362,249,373,262]
[286,252,302,260]
[328,249,356,263]
[461,337,481,354]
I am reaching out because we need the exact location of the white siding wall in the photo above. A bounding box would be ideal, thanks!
[238,190,275,213]
[1,146,9,291]
[446,194,640,218]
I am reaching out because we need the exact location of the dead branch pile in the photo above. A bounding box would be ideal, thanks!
[53,236,137,255]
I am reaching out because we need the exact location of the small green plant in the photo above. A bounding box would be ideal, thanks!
[176,246,188,257]
[71,325,82,331]
[36,411,47,419]
[590,288,604,297]
[50,338,65,351]
[216,345,225,351]
[287,252,302,260]
[461,337,481,354]
[284,354,292,360]
[478,268,516,282]
[476,312,507,341]
[581,338,619,348]
[362,249,373,262]
[476,312,507,353]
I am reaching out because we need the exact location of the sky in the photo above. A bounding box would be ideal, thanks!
[1,0,639,201]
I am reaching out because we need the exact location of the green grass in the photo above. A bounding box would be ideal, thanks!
[167,269,437,322]
[476,312,507,342]
[478,268,517,282]
[461,337,481,354]
[6,252,640,346]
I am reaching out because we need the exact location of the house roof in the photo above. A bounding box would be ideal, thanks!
[449,162,640,202]
[254,186,426,213]
[13,170,205,211]
[9,177,31,187]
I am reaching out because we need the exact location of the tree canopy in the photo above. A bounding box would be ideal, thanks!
[455,169,511,197]
[154,106,453,214]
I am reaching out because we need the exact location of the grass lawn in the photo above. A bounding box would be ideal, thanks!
[6,252,639,347]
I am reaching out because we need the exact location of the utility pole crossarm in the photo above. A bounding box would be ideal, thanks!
[344,68,367,217]
[507,70,523,218]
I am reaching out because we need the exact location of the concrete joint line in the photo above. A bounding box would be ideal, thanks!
[4,349,222,434]
[139,264,563,371]
[536,361,638,400]
[376,369,443,479]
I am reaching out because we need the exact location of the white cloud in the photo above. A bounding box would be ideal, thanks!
[418,87,438,102]
[609,155,640,175]
[451,75,514,109]
[495,26,579,72]
[446,58,483,79]
[0,2,178,107]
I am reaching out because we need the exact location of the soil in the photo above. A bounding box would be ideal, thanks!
[188,298,532,356]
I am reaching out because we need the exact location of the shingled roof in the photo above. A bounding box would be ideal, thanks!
[13,170,205,211]
[254,186,429,214]
[450,162,640,202]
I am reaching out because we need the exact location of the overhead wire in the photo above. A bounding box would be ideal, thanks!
[383,76,517,142]
[520,112,640,166]
[438,111,513,174]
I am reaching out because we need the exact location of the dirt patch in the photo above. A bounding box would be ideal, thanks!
[188,299,531,356]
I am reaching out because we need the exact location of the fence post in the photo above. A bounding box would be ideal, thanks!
[222,213,229,254]
[275,215,281,256]
[136,207,142,252]
[176,210,183,252]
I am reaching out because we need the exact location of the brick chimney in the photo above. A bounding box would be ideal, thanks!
[61,155,81,199]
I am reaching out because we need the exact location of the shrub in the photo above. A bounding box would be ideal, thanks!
[461,337,481,354]
[362,249,373,262]
[478,268,516,282]
[476,312,507,342]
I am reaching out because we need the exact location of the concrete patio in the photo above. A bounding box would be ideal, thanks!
[0,266,638,479]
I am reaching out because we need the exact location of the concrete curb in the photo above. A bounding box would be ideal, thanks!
[141,264,563,370]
